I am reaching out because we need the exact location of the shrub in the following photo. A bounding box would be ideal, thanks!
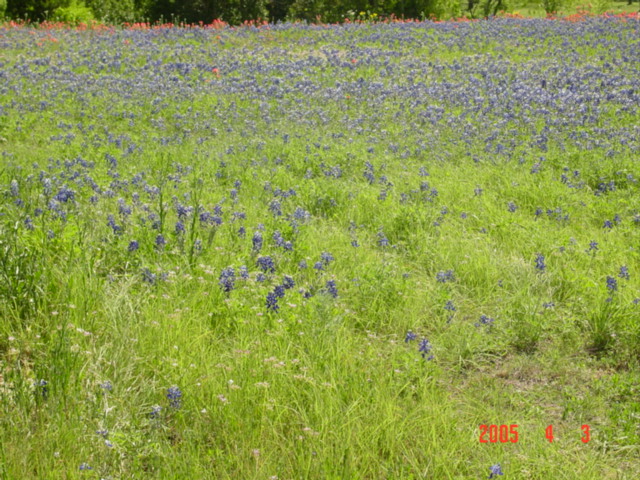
[52,0,94,24]
[85,0,136,23]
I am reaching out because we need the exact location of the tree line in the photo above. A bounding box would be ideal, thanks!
[2,0,513,25]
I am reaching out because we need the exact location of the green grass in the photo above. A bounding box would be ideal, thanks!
[0,15,639,479]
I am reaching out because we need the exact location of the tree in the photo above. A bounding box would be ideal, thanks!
[85,0,137,23]
[7,0,73,21]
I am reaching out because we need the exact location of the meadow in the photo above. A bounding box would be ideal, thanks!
[0,14,639,479]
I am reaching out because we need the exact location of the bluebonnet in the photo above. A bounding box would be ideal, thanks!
[314,261,324,271]
[282,275,295,290]
[199,211,211,224]
[239,265,249,280]
[418,339,434,360]
[273,231,292,250]
[603,220,613,229]
[377,230,390,247]
[128,240,139,252]
[325,280,338,298]
[320,252,334,265]
[107,215,122,234]
[219,267,235,293]
[257,256,276,273]
[79,463,93,471]
[266,291,279,312]
[24,216,34,230]
[118,199,132,217]
[543,302,555,309]
[587,241,598,253]
[105,153,117,168]
[488,464,504,478]
[298,260,307,269]
[237,226,246,238]
[363,162,375,184]
[535,254,546,272]
[167,386,182,409]
[292,207,311,222]
[619,266,629,280]
[142,268,157,285]
[100,381,113,392]
[175,221,185,234]
[606,276,618,292]
[273,285,286,298]
[476,315,495,327]
[351,240,360,247]
[150,405,162,419]
[252,231,263,252]
[42,178,52,196]
[34,379,48,399]
[256,273,266,283]
[507,202,517,213]
[273,231,284,247]
[405,331,417,343]
[54,186,75,203]
[10,179,19,197]
[269,200,282,217]
[155,234,166,248]
[444,301,456,312]
[176,203,191,219]
[436,270,455,283]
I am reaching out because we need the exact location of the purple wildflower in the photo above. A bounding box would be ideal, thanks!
[488,464,504,478]
[219,267,235,293]
[257,256,275,273]
[167,386,182,409]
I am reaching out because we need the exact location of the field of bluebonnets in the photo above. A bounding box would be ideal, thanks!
[0,14,639,479]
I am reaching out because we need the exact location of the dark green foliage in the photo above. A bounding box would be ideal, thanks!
[139,0,270,24]
[267,0,295,21]
[3,0,508,23]
[7,0,73,21]
[84,0,137,23]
